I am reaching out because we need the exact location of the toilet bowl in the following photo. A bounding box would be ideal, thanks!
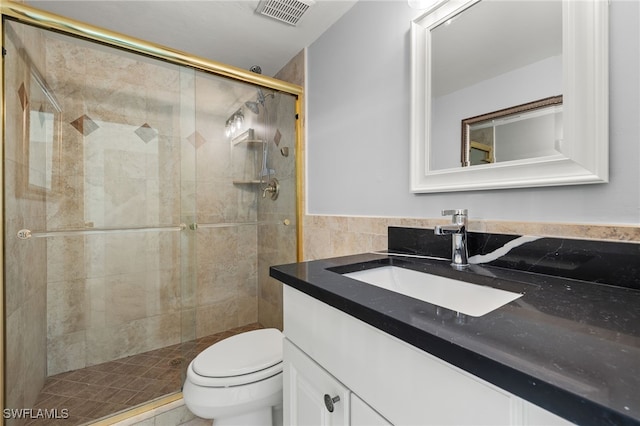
[183,328,284,426]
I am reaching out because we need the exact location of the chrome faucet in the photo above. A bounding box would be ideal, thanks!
[434,209,469,269]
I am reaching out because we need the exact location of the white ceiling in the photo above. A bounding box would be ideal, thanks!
[25,0,358,77]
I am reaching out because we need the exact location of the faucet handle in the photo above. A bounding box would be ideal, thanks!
[442,209,468,225]
[441,209,468,217]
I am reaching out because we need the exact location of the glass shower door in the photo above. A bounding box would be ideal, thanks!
[3,11,300,425]
[3,19,195,424]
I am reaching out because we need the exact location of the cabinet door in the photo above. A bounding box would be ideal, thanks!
[351,394,392,426]
[283,338,350,426]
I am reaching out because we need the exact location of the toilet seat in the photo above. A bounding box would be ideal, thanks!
[188,328,283,388]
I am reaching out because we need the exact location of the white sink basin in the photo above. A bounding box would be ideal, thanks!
[343,266,522,317]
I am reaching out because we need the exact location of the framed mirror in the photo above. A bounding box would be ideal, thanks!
[410,0,608,193]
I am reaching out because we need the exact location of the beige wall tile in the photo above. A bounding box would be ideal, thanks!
[256,52,302,328]
[195,298,239,338]
[302,214,640,262]
[47,331,86,375]
[3,21,49,407]
[47,278,88,338]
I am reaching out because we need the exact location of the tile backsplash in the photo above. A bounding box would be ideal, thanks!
[303,214,640,262]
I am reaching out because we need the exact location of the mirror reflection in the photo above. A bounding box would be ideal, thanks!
[462,95,563,166]
[27,71,60,192]
[429,0,562,171]
[16,52,62,200]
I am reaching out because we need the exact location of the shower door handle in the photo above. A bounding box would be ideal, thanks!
[17,224,187,240]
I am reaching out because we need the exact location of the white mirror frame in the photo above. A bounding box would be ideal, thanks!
[410,0,608,193]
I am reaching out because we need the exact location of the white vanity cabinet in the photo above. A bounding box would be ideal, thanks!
[350,394,391,426]
[284,338,391,425]
[283,286,573,426]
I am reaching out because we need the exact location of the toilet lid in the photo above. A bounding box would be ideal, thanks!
[193,328,283,378]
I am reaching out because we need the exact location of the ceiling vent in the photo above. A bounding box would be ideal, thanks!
[256,0,315,26]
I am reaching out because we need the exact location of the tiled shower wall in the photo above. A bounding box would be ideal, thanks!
[3,21,274,386]
[257,73,299,329]
[256,50,305,329]
[190,72,262,340]
[4,20,48,412]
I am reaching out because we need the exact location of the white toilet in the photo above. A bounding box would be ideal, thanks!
[183,328,284,426]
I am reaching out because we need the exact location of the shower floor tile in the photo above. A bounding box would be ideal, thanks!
[27,323,262,426]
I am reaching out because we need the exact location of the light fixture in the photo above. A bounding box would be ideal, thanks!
[224,109,244,139]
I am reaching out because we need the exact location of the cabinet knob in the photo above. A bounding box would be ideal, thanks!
[323,394,340,413]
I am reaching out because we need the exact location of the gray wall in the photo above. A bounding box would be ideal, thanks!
[306,0,640,224]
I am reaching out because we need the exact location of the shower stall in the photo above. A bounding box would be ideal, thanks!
[1,5,301,425]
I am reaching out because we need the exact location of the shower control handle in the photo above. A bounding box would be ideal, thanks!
[324,394,340,413]
[262,178,279,200]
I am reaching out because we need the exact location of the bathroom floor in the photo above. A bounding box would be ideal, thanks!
[28,323,262,426]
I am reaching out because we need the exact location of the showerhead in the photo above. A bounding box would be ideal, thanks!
[256,88,266,105]
[245,101,260,115]
[245,88,271,114]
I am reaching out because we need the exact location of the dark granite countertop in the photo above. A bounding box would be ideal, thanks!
[270,228,640,426]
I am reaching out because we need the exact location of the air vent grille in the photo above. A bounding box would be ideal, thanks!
[256,0,315,26]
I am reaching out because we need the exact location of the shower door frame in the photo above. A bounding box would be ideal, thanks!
[0,1,305,423]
